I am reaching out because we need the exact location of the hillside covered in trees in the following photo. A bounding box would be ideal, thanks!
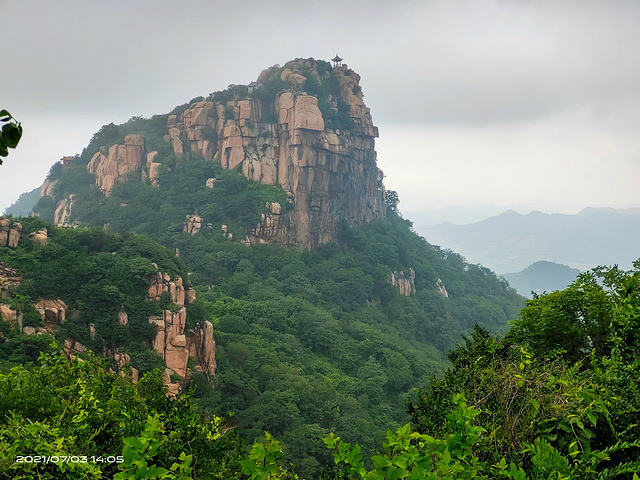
[1,256,638,479]
[0,201,524,477]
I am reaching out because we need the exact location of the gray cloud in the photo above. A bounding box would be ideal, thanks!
[1,0,639,212]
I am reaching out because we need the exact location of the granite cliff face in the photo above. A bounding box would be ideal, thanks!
[0,218,22,248]
[169,59,385,249]
[65,58,386,250]
[87,134,145,196]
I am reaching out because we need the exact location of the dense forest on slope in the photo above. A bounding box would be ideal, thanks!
[1,262,638,479]
[1,161,524,476]
[0,217,186,373]
[18,96,523,475]
[39,155,290,242]
[0,203,524,477]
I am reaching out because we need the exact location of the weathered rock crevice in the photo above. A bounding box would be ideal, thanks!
[0,218,22,248]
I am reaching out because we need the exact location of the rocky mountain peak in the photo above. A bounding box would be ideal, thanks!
[42,57,386,251]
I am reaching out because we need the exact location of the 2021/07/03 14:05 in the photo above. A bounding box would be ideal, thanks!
[15,455,124,464]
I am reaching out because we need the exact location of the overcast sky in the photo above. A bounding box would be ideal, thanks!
[2,0,639,214]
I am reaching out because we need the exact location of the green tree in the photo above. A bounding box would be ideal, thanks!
[509,270,615,362]
[0,109,22,163]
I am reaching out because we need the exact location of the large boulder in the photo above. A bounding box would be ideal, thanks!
[0,218,22,248]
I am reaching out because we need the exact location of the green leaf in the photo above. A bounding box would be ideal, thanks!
[145,465,169,478]
[371,455,389,470]
[124,436,146,450]
[586,410,597,427]
[531,398,540,418]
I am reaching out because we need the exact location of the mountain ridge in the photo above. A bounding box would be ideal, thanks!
[502,260,581,298]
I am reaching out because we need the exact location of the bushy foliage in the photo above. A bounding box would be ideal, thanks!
[407,262,640,479]
[0,348,244,479]
[0,109,22,162]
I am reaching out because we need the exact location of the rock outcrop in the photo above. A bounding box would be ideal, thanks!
[113,352,139,383]
[63,58,385,251]
[0,264,21,298]
[145,151,161,187]
[118,310,129,325]
[34,299,67,329]
[87,134,145,195]
[0,304,19,328]
[187,320,217,376]
[40,178,58,197]
[436,278,449,298]
[245,202,283,245]
[53,194,75,227]
[147,269,214,393]
[0,218,22,248]
[29,228,48,245]
[184,214,203,234]
[390,269,416,296]
[64,338,88,353]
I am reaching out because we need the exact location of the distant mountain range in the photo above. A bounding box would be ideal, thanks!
[3,187,40,217]
[416,208,640,273]
[404,205,533,227]
[501,261,581,298]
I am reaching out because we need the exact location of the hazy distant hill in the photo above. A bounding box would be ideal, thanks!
[3,187,40,216]
[502,261,581,298]
[418,208,640,273]
[405,205,532,227]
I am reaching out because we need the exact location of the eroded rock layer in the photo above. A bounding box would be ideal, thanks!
[390,269,416,297]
